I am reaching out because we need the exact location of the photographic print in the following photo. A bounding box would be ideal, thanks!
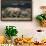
[1,0,32,21]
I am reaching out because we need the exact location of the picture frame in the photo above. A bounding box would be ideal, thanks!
[1,0,32,21]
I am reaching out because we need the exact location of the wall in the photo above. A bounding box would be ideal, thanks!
[0,0,46,41]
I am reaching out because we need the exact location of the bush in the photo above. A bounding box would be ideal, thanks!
[36,14,46,21]
[5,26,18,39]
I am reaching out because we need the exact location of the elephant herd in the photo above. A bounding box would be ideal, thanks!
[2,7,31,18]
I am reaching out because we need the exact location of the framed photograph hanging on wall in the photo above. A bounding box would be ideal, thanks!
[1,0,32,21]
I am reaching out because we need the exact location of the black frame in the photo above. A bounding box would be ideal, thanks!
[1,0,32,21]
